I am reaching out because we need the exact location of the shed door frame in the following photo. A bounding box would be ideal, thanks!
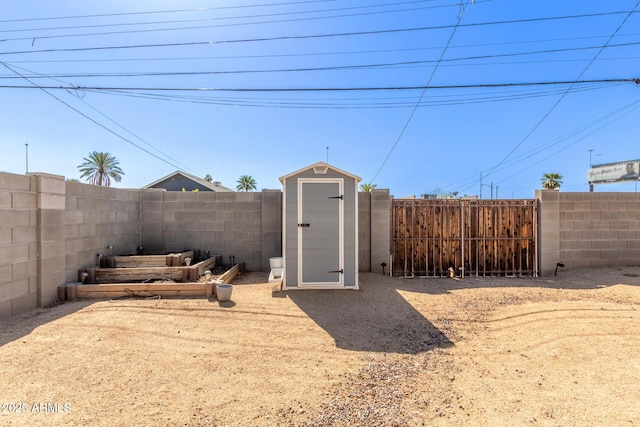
[297,178,344,288]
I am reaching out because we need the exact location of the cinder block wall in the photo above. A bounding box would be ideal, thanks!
[142,189,283,272]
[0,169,389,318]
[0,173,38,318]
[357,189,392,273]
[65,182,141,282]
[537,190,640,275]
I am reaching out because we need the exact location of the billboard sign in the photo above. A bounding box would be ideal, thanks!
[588,160,640,184]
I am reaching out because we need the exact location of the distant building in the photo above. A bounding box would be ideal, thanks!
[142,171,233,192]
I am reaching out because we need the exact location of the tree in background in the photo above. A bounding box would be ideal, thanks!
[360,183,377,192]
[78,151,124,187]
[204,174,213,182]
[541,173,563,190]
[236,175,257,192]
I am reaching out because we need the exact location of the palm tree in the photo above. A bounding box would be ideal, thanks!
[78,151,124,187]
[236,175,257,192]
[541,173,563,190]
[360,183,377,192]
[204,174,213,182]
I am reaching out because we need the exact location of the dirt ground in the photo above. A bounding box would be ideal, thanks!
[1,267,639,426]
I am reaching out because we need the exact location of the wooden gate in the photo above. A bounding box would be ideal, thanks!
[392,199,538,277]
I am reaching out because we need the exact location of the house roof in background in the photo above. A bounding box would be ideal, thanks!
[143,170,234,192]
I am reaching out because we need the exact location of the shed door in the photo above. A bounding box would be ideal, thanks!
[298,179,344,287]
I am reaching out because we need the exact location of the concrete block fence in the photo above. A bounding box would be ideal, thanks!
[0,172,392,318]
[5,169,638,318]
[536,190,640,275]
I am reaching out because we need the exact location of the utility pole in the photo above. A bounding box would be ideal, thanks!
[588,149,594,192]
[25,143,29,174]
[326,146,329,164]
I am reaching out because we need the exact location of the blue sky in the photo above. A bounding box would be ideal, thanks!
[1,0,639,197]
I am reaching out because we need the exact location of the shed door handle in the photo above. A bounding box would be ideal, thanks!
[298,223,310,227]
[328,269,344,274]
[328,195,343,200]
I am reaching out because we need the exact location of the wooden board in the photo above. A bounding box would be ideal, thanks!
[77,283,210,299]
[91,267,185,283]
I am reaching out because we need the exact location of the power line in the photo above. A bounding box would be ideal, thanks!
[4,77,634,92]
[479,0,640,184]
[2,11,636,56]
[0,61,200,175]
[0,1,473,42]
[3,41,640,80]
[0,0,335,23]
[369,0,473,185]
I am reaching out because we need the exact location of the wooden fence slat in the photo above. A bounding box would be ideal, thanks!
[392,199,537,277]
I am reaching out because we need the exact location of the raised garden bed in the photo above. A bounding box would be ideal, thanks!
[68,251,239,300]
[73,264,240,299]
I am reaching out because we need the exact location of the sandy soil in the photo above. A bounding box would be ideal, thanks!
[0,267,639,426]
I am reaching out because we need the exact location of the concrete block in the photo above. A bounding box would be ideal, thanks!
[83,210,102,224]
[39,193,65,210]
[65,210,84,225]
[0,265,11,285]
[82,237,101,250]
[0,172,31,191]
[185,201,205,212]
[78,196,97,211]
[0,192,11,208]
[196,211,214,222]
[143,201,163,212]
[142,189,164,201]
[12,192,37,209]
[12,226,37,244]
[78,223,97,237]
[100,186,117,199]
[0,279,29,301]
[205,221,224,232]
[175,211,195,222]
[11,293,38,315]
[164,202,185,212]
[204,201,225,212]
[0,209,30,227]
[11,244,29,262]
[12,260,37,280]
[215,193,236,202]
[0,299,12,319]
[0,228,10,245]
[41,209,65,225]
[143,210,163,223]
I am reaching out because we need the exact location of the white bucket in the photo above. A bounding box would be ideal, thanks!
[269,257,283,269]
[216,284,233,302]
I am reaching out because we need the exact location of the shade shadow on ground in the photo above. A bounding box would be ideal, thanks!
[0,300,95,347]
[284,276,453,354]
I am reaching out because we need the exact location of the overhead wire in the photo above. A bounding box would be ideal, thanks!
[477,0,640,187]
[0,78,635,92]
[2,11,637,56]
[0,0,335,23]
[2,41,640,80]
[0,61,201,176]
[0,1,479,43]
[368,0,473,185]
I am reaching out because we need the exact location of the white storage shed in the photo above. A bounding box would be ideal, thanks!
[279,162,361,290]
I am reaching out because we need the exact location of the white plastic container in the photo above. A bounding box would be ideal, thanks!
[216,284,233,302]
[269,257,283,269]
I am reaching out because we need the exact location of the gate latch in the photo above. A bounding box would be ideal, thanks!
[328,195,343,200]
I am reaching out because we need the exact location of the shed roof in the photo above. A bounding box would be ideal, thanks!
[279,162,362,183]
